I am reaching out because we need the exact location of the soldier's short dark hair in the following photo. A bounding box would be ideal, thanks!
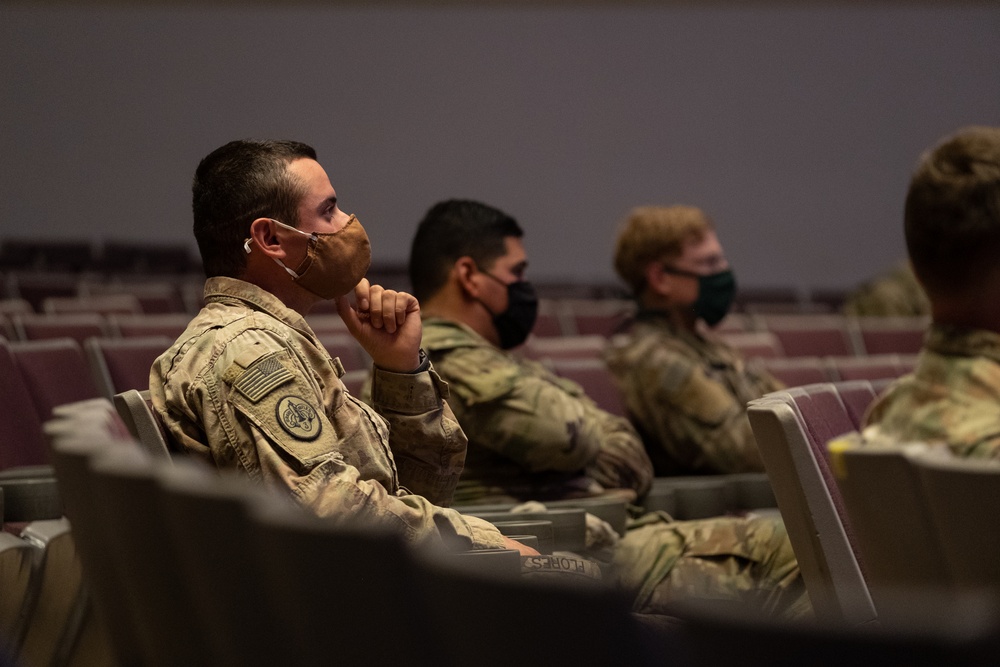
[192,139,317,278]
[409,199,524,302]
[905,126,1000,300]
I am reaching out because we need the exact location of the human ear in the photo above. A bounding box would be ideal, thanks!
[248,218,286,259]
[645,261,673,297]
[455,257,483,298]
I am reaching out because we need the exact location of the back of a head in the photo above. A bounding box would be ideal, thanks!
[613,205,713,296]
[905,126,1000,302]
[192,139,317,278]
[408,199,523,302]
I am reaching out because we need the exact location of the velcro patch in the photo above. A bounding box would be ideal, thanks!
[276,395,323,441]
[233,353,295,402]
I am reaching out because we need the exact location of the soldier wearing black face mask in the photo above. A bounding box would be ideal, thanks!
[409,199,810,622]
[605,205,783,476]
[409,199,653,505]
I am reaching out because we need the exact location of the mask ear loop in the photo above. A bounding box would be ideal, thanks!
[242,221,307,279]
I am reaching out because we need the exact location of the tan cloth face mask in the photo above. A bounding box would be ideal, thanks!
[245,215,372,300]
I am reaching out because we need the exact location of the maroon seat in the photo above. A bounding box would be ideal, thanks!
[12,313,110,344]
[760,315,857,357]
[108,314,192,339]
[747,382,882,624]
[42,295,142,316]
[828,355,904,383]
[834,380,879,427]
[79,282,187,314]
[520,335,606,361]
[760,357,831,388]
[316,334,368,372]
[854,317,929,355]
[569,300,634,338]
[0,338,50,469]
[9,338,102,421]
[547,357,626,417]
[718,331,784,360]
[85,336,174,397]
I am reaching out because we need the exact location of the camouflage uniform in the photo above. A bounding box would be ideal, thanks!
[862,324,1000,459]
[843,261,930,317]
[614,511,809,620]
[149,277,505,550]
[421,318,653,505]
[604,311,783,475]
[422,317,809,617]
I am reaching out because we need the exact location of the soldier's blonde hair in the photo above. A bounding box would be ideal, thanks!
[613,205,713,295]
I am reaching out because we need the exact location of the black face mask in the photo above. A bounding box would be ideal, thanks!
[478,270,539,349]
[661,266,737,327]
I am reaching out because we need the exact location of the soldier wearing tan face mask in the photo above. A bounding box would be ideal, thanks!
[150,139,535,559]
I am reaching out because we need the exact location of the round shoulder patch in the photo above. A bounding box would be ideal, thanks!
[276,395,322,441]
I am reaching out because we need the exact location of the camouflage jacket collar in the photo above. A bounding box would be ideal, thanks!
[925,323,1000,365]
[634,309,707,346]
[203,276,314,336]
[421,317,491,351]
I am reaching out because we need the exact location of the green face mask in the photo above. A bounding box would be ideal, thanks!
[661,266,737,326]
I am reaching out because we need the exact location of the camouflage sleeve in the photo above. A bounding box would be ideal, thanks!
[580,404,654,496]
[623,348,764,474]
[161,328,504,551]
[437,347,602,475]
[368,363,468,507]
[264,445,505,551]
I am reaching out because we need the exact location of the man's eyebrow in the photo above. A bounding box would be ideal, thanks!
[512,260,528,272]
[317,195,337,211]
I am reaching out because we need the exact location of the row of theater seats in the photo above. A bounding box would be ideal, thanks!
[23,398,657,666]
[5,394,997,665]
[747,380,1000,633]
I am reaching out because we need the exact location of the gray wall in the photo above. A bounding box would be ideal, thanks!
[2,5,998,291]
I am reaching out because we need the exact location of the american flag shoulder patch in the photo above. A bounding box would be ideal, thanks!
[233,354,295,403]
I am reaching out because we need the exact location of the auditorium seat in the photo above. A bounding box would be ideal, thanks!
[0,531,36,653]
[717,331,784,359]
[547,357,627,417]
[916,454,1000,588]
[760,357,831,387]
[853,316,929,355]
[8,338,102,421]
[0,337,52,470]
[108,313,192,338]
[747,383,877,625]
[828,354,907,382]
[99,241,196,274]
[317,333,368,371]
[304,313,349,334]
[758,315,858,357]
[530,299,567,337]
[85,336,174,397]
[113,389,172,460]
[158,461,283,665]
[6,273,80,312]
[521,334,606,361]
[251,499,436,665]
[88,445,211,665]
[828,443,950,615]
[0,241,95,273]
[14,519,96,667]
[41,294,142,316]
[565,299,635,337]
[45,403,144,666]
[80,281,188,314]
[11,313,110,344]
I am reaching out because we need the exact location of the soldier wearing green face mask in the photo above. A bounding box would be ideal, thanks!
[605,205,783,475]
